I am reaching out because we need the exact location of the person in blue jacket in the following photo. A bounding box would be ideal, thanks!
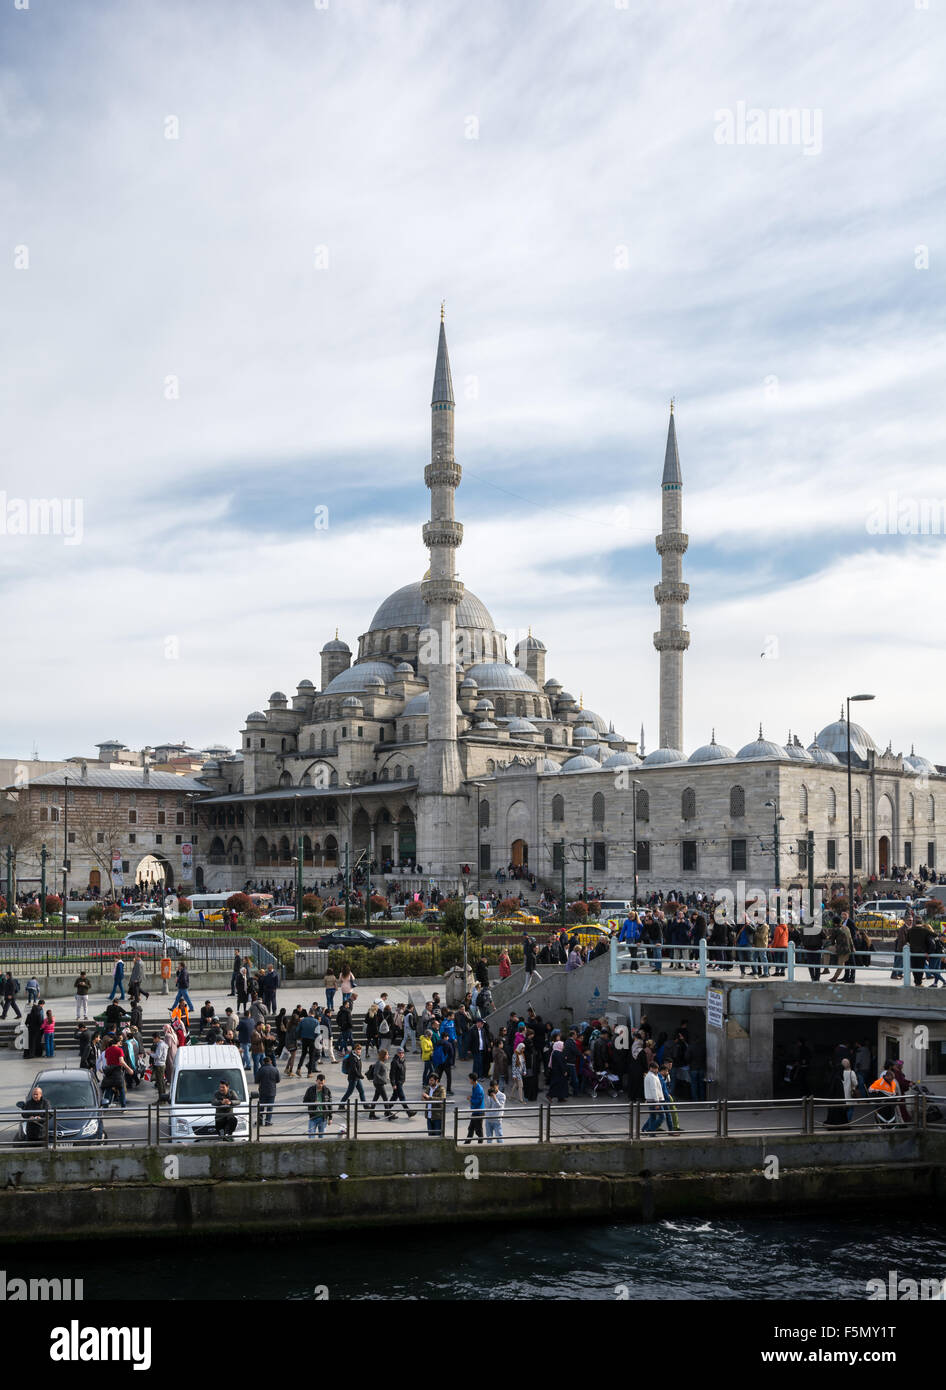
[464,1073,485,1144]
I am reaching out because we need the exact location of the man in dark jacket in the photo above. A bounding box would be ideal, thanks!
[236,1013,255,1069]
[340,1043,366,1103]
[1,972,22,1020]
[256,1056,280,1126]
[21,1085,49,1142]
[304,1074,333,1137]
[173,963,194,1011]
[296,1011,318,1077]
[907,921,937,988]
[469,1019,492,1078]
[335,1001,353,1052]
[212,1081,239,1139]
[388,1048,416,1118]
[474,957,489,988]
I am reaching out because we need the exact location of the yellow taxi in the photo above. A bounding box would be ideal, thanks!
[569,921,616,949]
[493,908,541,925]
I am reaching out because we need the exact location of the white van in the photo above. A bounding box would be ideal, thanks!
[597,899,632,926]
[169,1044,250,1143]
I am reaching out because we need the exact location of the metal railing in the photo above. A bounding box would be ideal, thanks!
[0,936,280,974]
[1,1090,940,1152]
[612,938,946,988]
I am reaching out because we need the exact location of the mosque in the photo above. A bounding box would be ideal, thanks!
[196,317,944,899]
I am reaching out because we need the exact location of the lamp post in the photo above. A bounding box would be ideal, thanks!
[61,776,69,949]
[40,843,48,928]
[763,799,785,903]
[846,694,875,921]
[630,778,641,913]
[293,793,302,921]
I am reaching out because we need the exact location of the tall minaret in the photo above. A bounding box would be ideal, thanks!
[653,403,690,751]
[419,306,464,800]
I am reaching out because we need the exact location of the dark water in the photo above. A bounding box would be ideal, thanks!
[10,1216,946,1300]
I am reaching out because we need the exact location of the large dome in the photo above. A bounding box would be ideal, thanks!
[465,662,540,692]
[815,719,877,760]
[368,581,497,634]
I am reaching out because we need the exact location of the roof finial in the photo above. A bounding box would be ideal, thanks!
[579,691,584,709]
[440,299,445,322]
[528,625,532,637]
[711,727,716,743]
[335,626,338,640]
[670,397,674,415]
[758,722,763,740]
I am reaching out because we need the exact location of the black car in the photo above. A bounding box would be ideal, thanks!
[316,929,398,949]
[16,1069,106,1145]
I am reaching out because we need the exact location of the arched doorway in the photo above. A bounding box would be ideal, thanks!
[878,835,890,877]
[135,854,175,891]
[324,834,338,867]
[876,793,894,878]
[511,838,528,868]
[506,799,531,870]
[88,868,101,892]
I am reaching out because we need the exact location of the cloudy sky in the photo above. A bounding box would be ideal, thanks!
[2,0,944,763]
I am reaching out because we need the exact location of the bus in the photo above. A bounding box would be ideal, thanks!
[248,892,274,911]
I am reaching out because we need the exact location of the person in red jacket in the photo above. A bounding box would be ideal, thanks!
[771,921,789,977]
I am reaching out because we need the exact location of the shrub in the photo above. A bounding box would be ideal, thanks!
[0,913,18,935]
[325,906,346,923]
[587,899,601,915]
[45,894,62,914]
[226,892,253,913]
[265,937,297,969]
[302,894,323,914]
[349,908,366,926]
[440,899,465,933]
[238,908,262,923]
[176,896,192,913]
[568,901,589,919]
[303,913,325,930]
[104,904,121,922]
[497,897,520,917]
[22,904,41,922]
[87,904,105,924]
[405,901,424,920]
[369,893,389,915]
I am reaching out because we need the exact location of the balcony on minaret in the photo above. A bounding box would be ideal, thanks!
[422,520,464,548]
[654,627,690,651]
[655,530,689,555]
[654,581,690,605]
[420,576,465,607]
[424,461,462,489]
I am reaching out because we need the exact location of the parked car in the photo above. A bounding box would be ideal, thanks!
[493,908,540,924]
[259,908,298,923]
[316,928,398,950]
[119,929,191,957]
[16,1069,105,1145]
[388,906,407,921]
[120,910,162,924]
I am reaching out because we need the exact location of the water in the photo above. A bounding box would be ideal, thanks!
[10,1216,946,1300]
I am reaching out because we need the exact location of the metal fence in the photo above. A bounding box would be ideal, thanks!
[0,936,280,974]
[0,1090,941,1152]
[613,938,946,987]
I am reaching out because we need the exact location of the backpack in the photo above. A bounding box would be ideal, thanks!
[366,1062,376,1082]
[341,1054,351,1075]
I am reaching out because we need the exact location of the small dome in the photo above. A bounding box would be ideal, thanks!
[558,691,577,704]
[572,724,598,742]
[474,698,495,712]
[735,732,787,761]
[477,720,498,731]
[341,696,363,708]
[403,691,463,717]
[905,752,936,775]
[395,661,414,674]
[321,637,350,653]
[689,735,736,764]
[561,754,603,772]
[515,634,546,652]
[465,662,540,692]
[365,675,386,688]
[245,711,267,723]
[579,708,608,735]
[807,743,842,765]
[202,759,220,771]
[643,747,685,765]
[783,741,813,762]
[297,679,315,689]
[506,717,538,734]
[606,731,624,743]
[542,758,563,774]
[581,742,611,761]
[323,661,396,695]
[544,677,563,691]
[602,751,642,769]
[460,676,478,688]
[268,691,287,703]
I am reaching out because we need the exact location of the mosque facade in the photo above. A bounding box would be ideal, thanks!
[196,318,944,901]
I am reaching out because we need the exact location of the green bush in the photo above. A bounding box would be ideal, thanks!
[325,906,345,922]
[440,899,465,933]
[87,904,105,924]
[324,941,524,978]
[22,904,41,922]
[405,900,424,920]
[104,904,121,922]
[264,936,298,969]
[302,894,323,914]
[303,913,325,930]
[349,908,365,926]
[0,913,18,935]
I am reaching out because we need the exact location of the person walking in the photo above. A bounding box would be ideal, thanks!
[335,1000,354,1053]
[129,953,150,1002]
[256,1055,280,1127]
[150,1033,170,1101]
[295,1011,318,1077]
[304,1073,333,1138]
[323,969,337,1012]
[424,1073,446,1136]
[388,1048,417,1119]
[485,1081,506,1142]
[229,950,242,997]
[340,1043,367,1104]
[548,1039,569,1103]
[25,975,40,1005]
[172,962,194,1012]
[523,936,542,989]
[73,971,92,1021]
[366,1047,391,1119]
[464,1073,486,1144]
[1,972,22,1021]
[108,957,126,1002]
[510,1043,525,1102]
[642,1062,669,1134]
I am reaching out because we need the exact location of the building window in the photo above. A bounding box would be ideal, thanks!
[593,841,606,872]
[175,835,182,845]
[828,787,837,820]
[176,812,184,825]
[827,838,837,870]
[636,841,650,872]
[379,729,385,742]
[636,789,649,822]
[67,789,75,805]
[903,840,912,869]
[854,839,863,870]
[95,792,103,806]
[39,808,47,822]
[113,793,120,806]
[155,834,163,845]
[729,786,745,818]
[358,726,363,738]
[407,765,414,780]
[731,839,747,872]
[40,790,48,804]
[67,831,75,844]
[486,760,495,774]
[97,832,104,844]
[551,794,564,822]
[128,810,137,824]
[928,842,936,869]
[516,698,525,717]
[681,841,697,872]
[479,843,491,871]
[552,842,564,871]
[800,785,809,819]
[930,797,936,823]
[494,697,506,718]
[797,838,808,873]
[681,787,696,821]
[592,792,605,826]
[544,729,552,744]
[157,811,166,825]
[479,800,490,829]
[129,833,136,845]
[260,739,266,749]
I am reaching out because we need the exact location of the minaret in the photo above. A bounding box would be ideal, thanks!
[653,402,690,751]
[419,307,464,800]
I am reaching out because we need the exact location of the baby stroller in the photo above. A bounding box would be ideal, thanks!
[909,1082,945,1125]
[592,1070,622,1099]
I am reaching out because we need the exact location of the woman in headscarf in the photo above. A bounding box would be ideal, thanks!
[548,1039,569,1103]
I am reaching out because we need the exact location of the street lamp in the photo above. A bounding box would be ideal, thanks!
[630,778,641,913]
[763,799,785,898]
[846,694,875,922]
[61,775,69,948]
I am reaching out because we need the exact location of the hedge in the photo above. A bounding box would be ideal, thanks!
[324,943,524,979]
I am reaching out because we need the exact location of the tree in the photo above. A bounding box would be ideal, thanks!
[497,897,521,917]
[405,901,425,920]
[226,893,253,914]
[45,894,62,914]
[177,896,192,913]
[302,894,323,914]
[70,804,128,898]
[0,799,41,900]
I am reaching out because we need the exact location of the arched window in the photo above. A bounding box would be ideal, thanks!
[394,764,402,780]
[552,794,565,822]
[800,784,809,818]
[828,787,837,819]
[280,737,286,751]
[729,785,745,818]
[494,696,506,718]
[479,799,490,828]
[300,773,312,787]
[329,769,338,787]
[908,793,915,822]
[399,632,409,651]
[681,787,696,821]
[278,771,292,787]
[930,795,936,822]
[636,788,649,822]
[486,760,495,774]
[402,723,410,743]
[853,789,862,820]
[544,728,552,744]
[407,765,415,780]
[592,792,605,826]
[516,698,526,717]
[320,729,327,750]
[308,733,315,751]
[380,767,389,781]
[384,635,392,652]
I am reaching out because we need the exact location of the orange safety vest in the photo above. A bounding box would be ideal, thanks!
[160,957,173,980]
[869,1076,897,1095]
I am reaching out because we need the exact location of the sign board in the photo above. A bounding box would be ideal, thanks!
[181,842,193,873]
[707,986,725,1031]
[111,851,123,888]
